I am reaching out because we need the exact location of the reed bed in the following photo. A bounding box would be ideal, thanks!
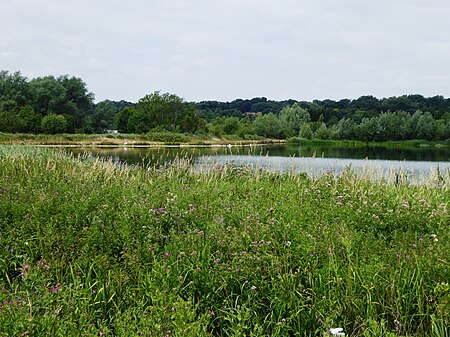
[0,146,448,336]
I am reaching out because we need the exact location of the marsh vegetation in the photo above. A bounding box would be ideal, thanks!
[0,146,448,336]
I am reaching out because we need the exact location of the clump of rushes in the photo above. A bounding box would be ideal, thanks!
[0,145,448,336]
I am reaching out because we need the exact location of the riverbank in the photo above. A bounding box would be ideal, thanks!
[2,132,448,149]
[0,146,448,336]
[287,137,450,148]
[0,132,285,146]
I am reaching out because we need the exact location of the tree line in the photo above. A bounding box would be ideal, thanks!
[1,70,450,141]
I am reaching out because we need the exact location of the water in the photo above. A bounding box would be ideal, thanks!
[65,143,450,181]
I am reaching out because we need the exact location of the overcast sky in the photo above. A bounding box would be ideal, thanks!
[2,0,450,103]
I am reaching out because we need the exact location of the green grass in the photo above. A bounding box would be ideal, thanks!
[0,145,449,336]
[0,132,276,146]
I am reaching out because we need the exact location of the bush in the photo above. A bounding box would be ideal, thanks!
[41,114,68,134]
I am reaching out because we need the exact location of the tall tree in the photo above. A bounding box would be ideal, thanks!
[28,75,93,132]
[279,103,310,138]
[119,91,205,134]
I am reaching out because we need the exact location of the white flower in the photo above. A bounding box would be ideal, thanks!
[330,328,345,336]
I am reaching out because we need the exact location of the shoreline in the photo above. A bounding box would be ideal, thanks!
[0,133,448,149]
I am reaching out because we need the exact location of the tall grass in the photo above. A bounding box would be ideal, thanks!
[0,145,448,336]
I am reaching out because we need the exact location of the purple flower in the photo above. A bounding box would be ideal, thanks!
[210,310,215,316]
[171,306,176,312]
[412,243,417,249]
[164,252,170,259]
[52,283,60,293]
[148,247,156,251]
[23,264,29,270]
[156,207,165,215]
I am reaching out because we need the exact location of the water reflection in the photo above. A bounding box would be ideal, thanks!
[65,144,450,181]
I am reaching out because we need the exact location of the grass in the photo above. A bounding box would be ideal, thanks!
[0,145,449,336]
[0,132,281,146]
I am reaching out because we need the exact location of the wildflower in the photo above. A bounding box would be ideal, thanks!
[156,207,165,215]
[330,327,345,336]
[148,247,156,251]
[99,332,105,336]
[412,243,417,249]
[164,252,170,259]
[23,264,29,270]
[52,283,60,293]
[210,309,215,316]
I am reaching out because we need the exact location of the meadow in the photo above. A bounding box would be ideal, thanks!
[0,145,448,336]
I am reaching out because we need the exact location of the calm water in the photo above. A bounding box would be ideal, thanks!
[65,144,450,180]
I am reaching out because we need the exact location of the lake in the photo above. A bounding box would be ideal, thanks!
[64,143,450,183]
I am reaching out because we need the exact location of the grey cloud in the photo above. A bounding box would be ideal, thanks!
[1,0,450,102]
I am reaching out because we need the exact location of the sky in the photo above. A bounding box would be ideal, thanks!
[1,0,450,103]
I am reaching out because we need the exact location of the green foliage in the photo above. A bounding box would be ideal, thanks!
[313,123,330,139]
[299,123,313,139]
[93,100,120,132]
[0,71,93,133]
[2,69,450,142]
[41,114,68,134]
[0,147,448,335]
[279,103,310,138]
[222,117,240,134]
[253,112,282,138]
[118,91,206,134]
